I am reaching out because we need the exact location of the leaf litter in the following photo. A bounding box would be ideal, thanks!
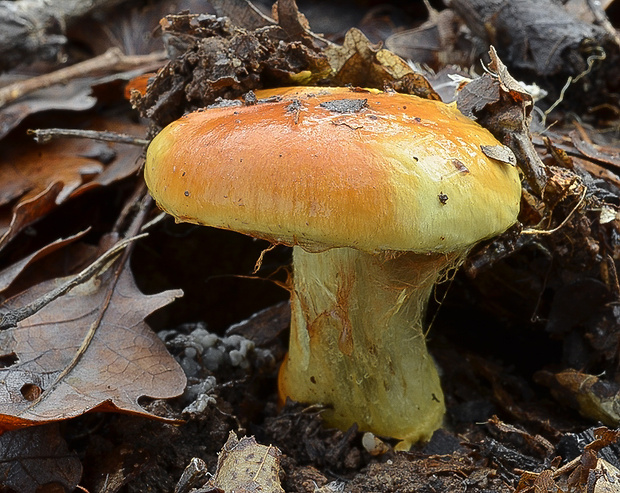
[0,424,82,493]
[0,114,145,252]
[0,244,185,431]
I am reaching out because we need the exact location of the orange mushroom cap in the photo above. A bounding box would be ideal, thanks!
[145,87,521,254]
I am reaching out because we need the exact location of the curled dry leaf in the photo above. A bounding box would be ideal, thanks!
[0,424,82,493]
[0,79,97,141]
[0,116,145,207]
[210,0,275,30]
[535,369,620,427]
[457,46,547,195]
[0,229,88,293]
[324,28,440,100]
[206,431,284,493]
[385,8,474,71]
[175,457,208,493]
[0,260,185,431]
[0,182,64,256]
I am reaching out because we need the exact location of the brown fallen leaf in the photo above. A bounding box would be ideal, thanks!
[0,229,88,293]
[515,469,560,493]
[206,431,284,493]
[0,258,185,431]
[535,369,620,427]
[0,423,82,493]
[270,0,314,42]
[210,0,275,30]
[385,7,474,71]
[0,78,97,141]
[324,27,439,100]
[0,116,144,208]
[457,46,548,195]
[0,182,63,255]
[0,115,145,251]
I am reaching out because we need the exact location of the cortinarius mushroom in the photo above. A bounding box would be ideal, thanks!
[145,87,521,447]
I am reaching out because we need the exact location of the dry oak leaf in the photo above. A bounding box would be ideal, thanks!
[0,424,82,493]
[0,262,185,432]
[206,431,284,493]
[325,28,439,100]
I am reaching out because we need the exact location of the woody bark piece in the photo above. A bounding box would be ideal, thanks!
[0,0,130,72]
[457,47,548,195]
[449,0,614,78]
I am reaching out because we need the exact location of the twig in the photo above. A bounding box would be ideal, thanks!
[521,187,587,236]
[112,181,150,237]
[587,0,620,48]
[142,212,168,232]
[28,128,149,146]
[18,187,159,416]
[0,233,147,330]
[542,47,607,123]
[0,47,166,108]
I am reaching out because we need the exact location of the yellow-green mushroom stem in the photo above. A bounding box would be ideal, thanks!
[279,246,462,448]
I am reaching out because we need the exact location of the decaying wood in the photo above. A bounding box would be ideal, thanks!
[0,0,131,72]
[449,0,614,77]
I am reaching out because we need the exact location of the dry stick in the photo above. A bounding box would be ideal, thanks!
[0,47,166,108]
[587,0,620,47]
[113,180,150,237]
[0,233,147,330]
[521,187,588,236]
[0,181,154,330]
[19,188,157,415]
[28,128,150,146]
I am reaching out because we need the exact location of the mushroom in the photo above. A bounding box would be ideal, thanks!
[144,87,522,448]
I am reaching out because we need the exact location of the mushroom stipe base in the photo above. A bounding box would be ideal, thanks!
[278,246,464,449]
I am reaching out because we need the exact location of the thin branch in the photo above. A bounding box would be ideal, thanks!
[521,187,587,236]
[28,128,149,146]
[0,233,147,330]
[0,47,166,108]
